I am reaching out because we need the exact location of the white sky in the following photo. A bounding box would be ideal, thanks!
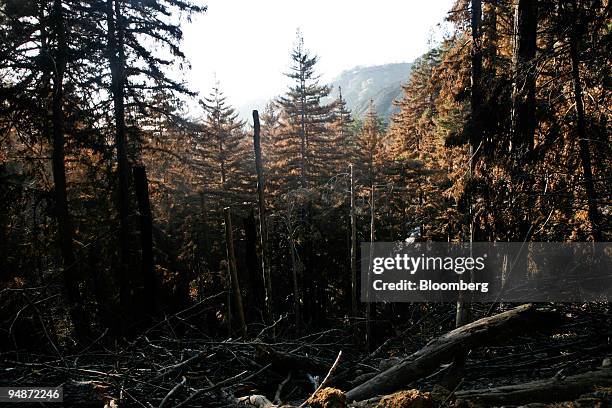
[180,0,455,115]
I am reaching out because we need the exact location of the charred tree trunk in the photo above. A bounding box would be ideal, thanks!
[243,210,263,318]
[285,204,302,333]
[253,110,274,326]
[483,0,499,74]
[305,202,322,326]
[366,185,375,350]
[289,234,302,335]
[50,0,89,340]
[568,0,602,242]
[346,304,561,402]
[133,166,157,316]
[106,0,132,319]
[455,367,612,406]
[508,0,539,248]
[199,192,212,269]
[349,164,357,317]
[510,0,538,159]
[224,208,248,338]
[456,0,482,331]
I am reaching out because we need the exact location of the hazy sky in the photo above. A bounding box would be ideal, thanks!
[180,0,455,114]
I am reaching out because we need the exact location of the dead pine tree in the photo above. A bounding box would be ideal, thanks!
[223,207,248,338]
[253,110,274,328]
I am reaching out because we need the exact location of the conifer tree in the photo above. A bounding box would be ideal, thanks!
[274,32,335,190]
[100,0,204,321]
[356,100,385,187]
[259,102,281,166]
[329,87,355,170]
[258,101,282,195]
[198,84,250,205]
[387,48,458,240]
[0,0,98,339]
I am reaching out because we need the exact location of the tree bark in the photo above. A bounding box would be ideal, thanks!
[133,166,157,316]
[224,207,248,338]
[568,0,602,242]
[346,304,561,402]
[253,110,274,326]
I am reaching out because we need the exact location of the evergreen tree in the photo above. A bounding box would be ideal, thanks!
[0,0,101,339]
[329,87,355,170]
[100,0,204,323]
[197,83,250,205]
[356,100,385,187]
[258,101,281,195]
[274,32,335,190]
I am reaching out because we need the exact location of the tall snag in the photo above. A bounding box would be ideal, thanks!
[133,166,158,316]
[253,110,274,326]
[456,0,483,330]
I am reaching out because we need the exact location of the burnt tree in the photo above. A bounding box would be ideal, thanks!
[133,166,158,316]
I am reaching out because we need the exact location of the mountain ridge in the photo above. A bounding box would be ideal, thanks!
[237,62,412,122]
[328,62,412,120]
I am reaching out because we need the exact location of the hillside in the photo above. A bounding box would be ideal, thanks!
[237,62,412,121]
[328,62,412,120]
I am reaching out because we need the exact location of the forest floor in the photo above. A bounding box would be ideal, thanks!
[1,294,611,407]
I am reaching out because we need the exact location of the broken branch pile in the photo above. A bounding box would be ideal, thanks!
[1,298,611,407]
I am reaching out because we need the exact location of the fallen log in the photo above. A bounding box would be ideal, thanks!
[346,304,561,402]
[454,367,612,405]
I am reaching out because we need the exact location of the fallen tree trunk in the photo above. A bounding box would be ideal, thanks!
[454,367,612,405]
[346,304,561,402]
